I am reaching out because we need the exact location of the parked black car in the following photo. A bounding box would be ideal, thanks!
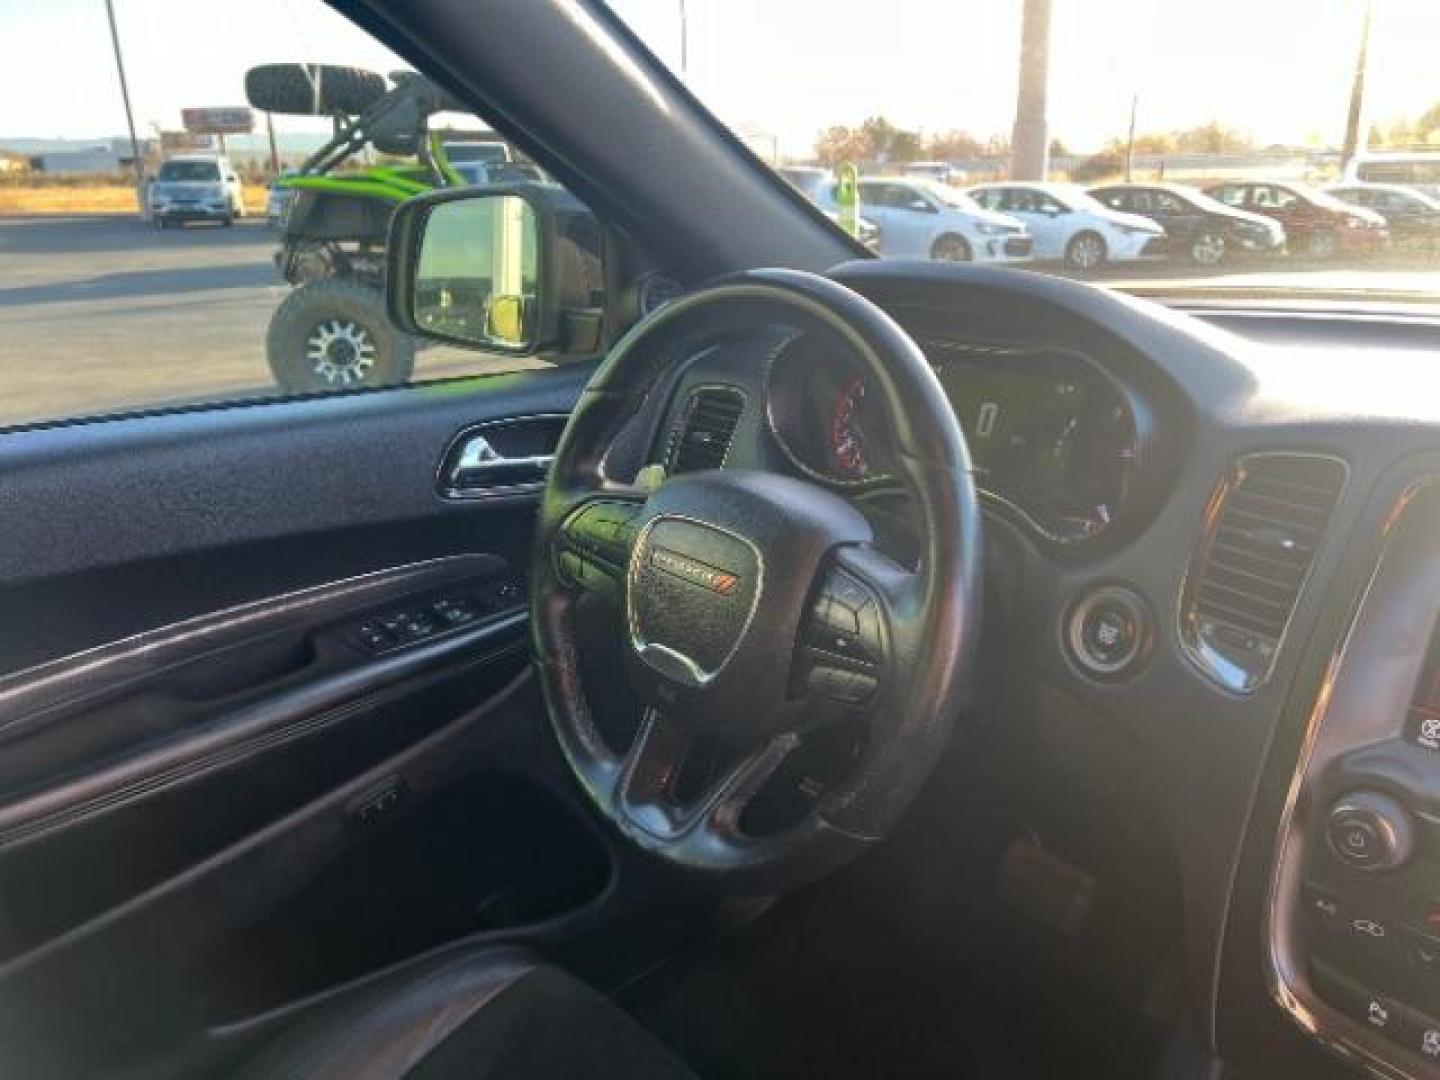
[1090,181,1285,266]
[1326,182,1440,250]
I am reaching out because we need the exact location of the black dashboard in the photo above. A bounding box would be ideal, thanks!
[610,261,1440,1080]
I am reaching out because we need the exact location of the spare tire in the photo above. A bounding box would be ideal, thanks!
[245,64,387,116]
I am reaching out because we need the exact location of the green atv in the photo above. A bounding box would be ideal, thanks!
[244,63,480,392]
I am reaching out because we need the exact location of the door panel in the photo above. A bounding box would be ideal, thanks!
[0,366,599,1075]
[0,364,592,670]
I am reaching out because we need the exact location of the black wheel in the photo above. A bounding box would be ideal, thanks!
[244,63,387,116]
[1064,231,1107,272]
[266,279,415,393]
[930,233,972,262]
[1188,229,1227,267]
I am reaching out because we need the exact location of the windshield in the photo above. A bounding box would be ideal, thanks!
[913,180,983,212]
[608,0,1440,299]
[156,161,219,183]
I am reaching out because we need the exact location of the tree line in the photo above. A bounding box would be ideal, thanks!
[811,110,1440,168]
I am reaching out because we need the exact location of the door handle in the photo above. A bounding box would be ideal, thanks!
[440,432,554,499]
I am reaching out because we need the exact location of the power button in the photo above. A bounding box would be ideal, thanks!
[1325,791,1415,873]
[1066,585,1151,678]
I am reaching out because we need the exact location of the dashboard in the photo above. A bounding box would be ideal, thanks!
[617,262,1440,1080]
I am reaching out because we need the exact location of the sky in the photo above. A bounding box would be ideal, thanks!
[0,0,1438,158]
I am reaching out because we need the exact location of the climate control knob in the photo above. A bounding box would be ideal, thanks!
[1325,791,1415,873]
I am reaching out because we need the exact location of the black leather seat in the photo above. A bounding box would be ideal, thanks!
[237,946,695,1079]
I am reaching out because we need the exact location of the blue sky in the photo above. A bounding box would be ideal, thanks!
[1,0,1437,156]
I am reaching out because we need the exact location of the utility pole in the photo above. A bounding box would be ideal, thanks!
[1341,0,1375,174]
[103,0,145,192]
[678,0,689,79]
[1124,94,1138,181]
[1010,0,1053,181]
[266,112,281,176]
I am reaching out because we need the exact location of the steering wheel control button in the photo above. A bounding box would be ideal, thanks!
[806,664,878,707]
[808,571,883,665]
[1065,585,1150,678]
[562,502,639,570]
[1326,792,1415,873]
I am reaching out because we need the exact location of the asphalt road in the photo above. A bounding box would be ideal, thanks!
[0,215,519,429]
[2,214,1438,430]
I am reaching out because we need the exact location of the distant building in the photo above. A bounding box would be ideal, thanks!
[30,146,120,173]
[28,138,158,174]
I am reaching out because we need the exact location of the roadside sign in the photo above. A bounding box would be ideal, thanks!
[181,108,254,134]
[835,162,860,238]
[160,130,213,151]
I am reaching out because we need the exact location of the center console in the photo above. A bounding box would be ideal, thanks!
[1270,481,1440,1077]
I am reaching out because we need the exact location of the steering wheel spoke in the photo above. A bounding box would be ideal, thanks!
[614,709,799,844]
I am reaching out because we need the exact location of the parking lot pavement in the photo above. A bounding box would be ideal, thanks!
[0,215,525,429]
[2,215,1437,431]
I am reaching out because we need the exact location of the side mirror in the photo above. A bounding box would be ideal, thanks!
[387,184,603,356]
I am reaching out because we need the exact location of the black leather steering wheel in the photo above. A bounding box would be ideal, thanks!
[531,268,982,890]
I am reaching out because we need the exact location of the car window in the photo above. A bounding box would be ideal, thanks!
[1001,189,1038,212]
[1254,185,1298,210]
[156,161,220,183]
[857,182,890,206]
[892,185,932,212]
[1096,190,1128,211]
[1209,185,1245,207]
[970,188,1003,211]
[0,0,569,431]
[1152,192,1185,212]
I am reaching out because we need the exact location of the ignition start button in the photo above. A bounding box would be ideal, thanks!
[1066,585,1150,678]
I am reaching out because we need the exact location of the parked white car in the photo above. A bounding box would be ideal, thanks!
[968,182,1165,271]
[855,178,1033,263]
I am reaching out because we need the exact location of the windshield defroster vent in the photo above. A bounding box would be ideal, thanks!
[1181,453,1347,693]
[668,387,745,474]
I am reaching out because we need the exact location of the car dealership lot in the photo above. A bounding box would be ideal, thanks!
[0,215,529,428]
[1,214,1437,430]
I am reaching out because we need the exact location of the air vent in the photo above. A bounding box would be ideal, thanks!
[1182,453,1346,692]
[668,388,744,474]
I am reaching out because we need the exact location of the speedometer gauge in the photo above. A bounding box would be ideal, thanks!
[766,334,893,487]
[829,376,869,479]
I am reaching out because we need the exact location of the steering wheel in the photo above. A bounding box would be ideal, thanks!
[531,268,981,890]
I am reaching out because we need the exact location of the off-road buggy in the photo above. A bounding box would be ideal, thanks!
[244,63,481,391]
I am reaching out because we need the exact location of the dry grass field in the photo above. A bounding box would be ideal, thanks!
[0,184,269,216]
